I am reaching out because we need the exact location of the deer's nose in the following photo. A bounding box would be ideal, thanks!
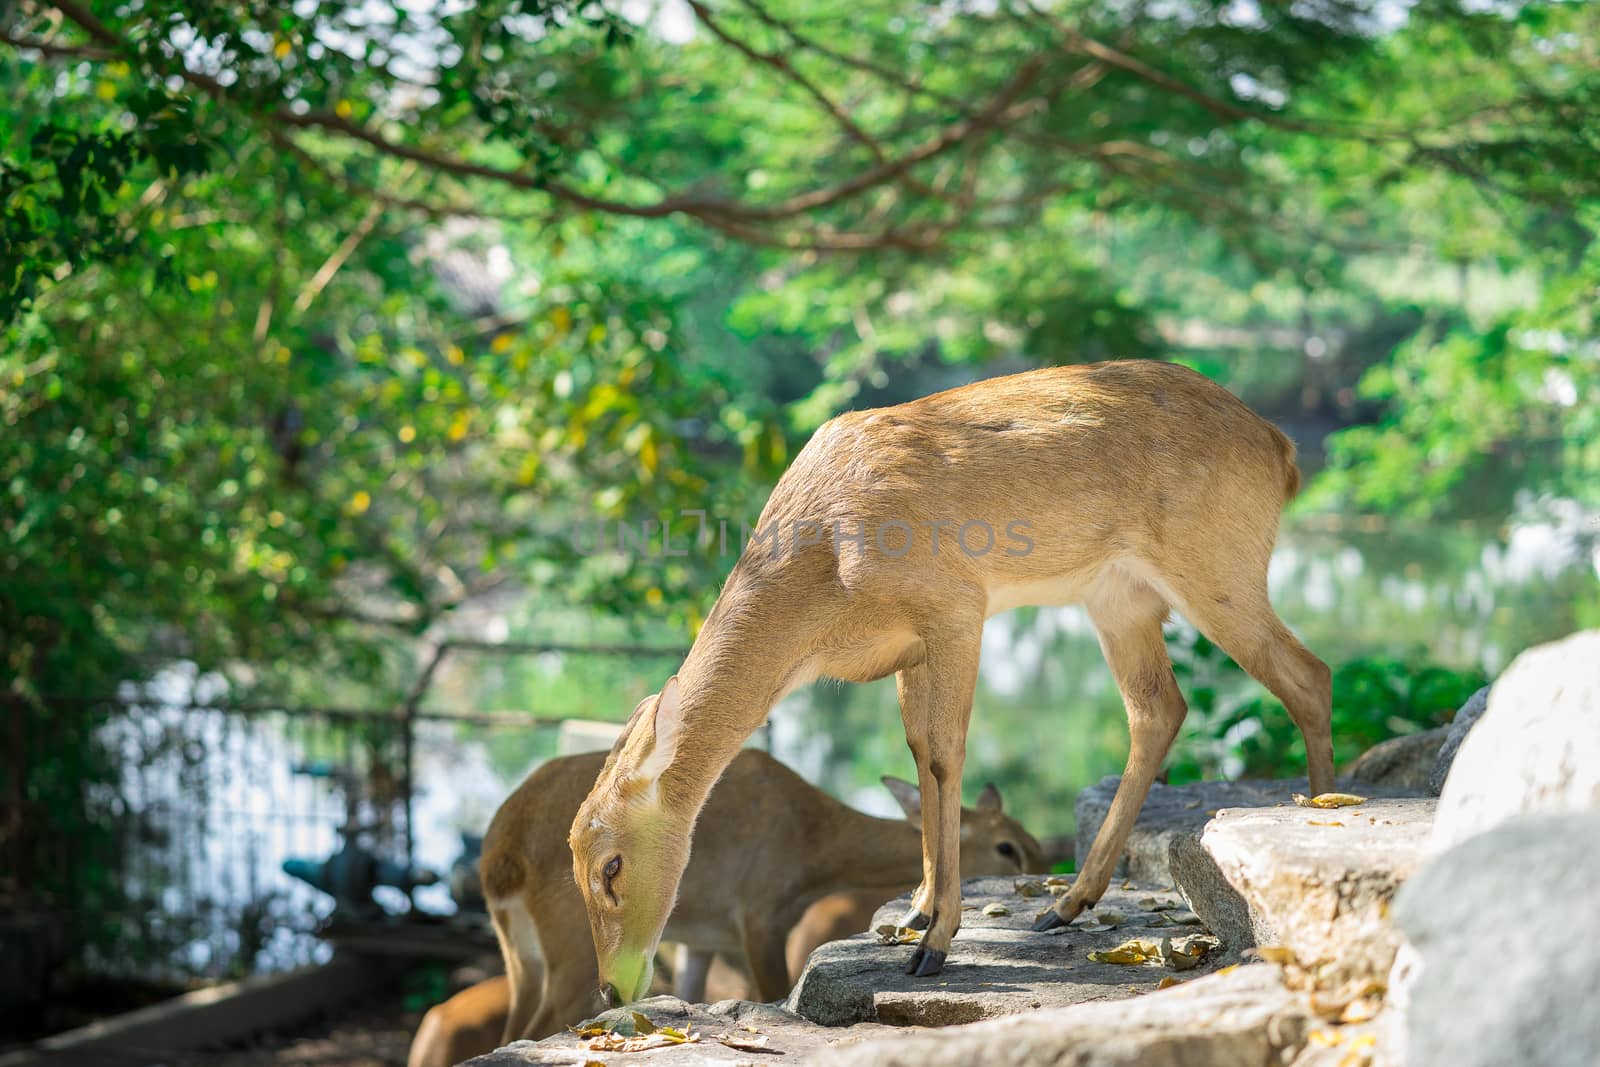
[602,982,624,1009]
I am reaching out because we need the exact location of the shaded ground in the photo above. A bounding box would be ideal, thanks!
[159,991,420,1067]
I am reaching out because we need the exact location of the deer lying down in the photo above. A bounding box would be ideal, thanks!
[569,359,1334,1001]
[480,747,1045,1042]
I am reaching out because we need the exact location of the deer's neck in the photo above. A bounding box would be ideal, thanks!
[659,573,817,812]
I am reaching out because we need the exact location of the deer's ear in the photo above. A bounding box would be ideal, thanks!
[635,676,683,787]
[977,782,1004,813]
[881,775,922,823]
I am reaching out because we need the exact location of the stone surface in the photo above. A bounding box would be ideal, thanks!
[1391,811,1600,1067]
[464,996,896,1066]
[810,964,1310,1067]
[1432,631,1600,849]
[786,876,1230,1027]
[1076,775,1424,885]
[1345,728,1447,793]
[1170,798,1435,988]
[1426,685,1489,795]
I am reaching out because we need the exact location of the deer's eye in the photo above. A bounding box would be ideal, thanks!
[602,855,622,901]
[996,842,1018,860]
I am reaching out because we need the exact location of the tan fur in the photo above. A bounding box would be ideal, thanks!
[569,360,1333,991]
[407,975,513,1067]
[484,749,1044,1037]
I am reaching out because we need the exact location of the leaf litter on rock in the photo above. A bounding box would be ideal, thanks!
[574,1011,700,1053]
[1293,792,1369,809]
[1088,934,1219,970]
[982,902,1011,917]
[875,924,924,945]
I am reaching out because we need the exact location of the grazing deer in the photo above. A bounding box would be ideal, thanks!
[569,360,1333,1000]
[482,747,1045,1042]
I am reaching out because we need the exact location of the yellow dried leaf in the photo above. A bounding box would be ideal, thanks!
[1014,879,1047,897]
[1157,976,1182,990]
[1307,819,1346,827]
[1293,792,1369,809]
[717,1032,771,1052]
[875,924,923,945]
[630,1011,657,1035]
[1341,997,1382,1024]
[982,902,1011,917]
[1249,944,1297,965]
[1088,939,1162,965]
[1309,1029,1343,1048]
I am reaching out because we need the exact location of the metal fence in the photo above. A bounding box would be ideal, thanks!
[3,642,688,989]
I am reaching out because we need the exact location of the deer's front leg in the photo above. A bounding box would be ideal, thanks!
[1034,602,1185,931]
[903,628,981,978]
[895,663,937,930]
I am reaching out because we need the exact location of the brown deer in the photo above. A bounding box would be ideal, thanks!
[407,974,514,1067]
[481,747,1045,1042]
[568,360,1333,1001]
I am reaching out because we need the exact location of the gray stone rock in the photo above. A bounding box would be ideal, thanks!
[1170,798,1435,990]
[464,996,896,1066]
[1392,811,1600,1067]
[1345,728,1447,793]
[1076,775,1424,885]
[1433,631,1600,849]
[786,876,1227,1027]
[810,964,1310,1067]
[1427,686,1489,795]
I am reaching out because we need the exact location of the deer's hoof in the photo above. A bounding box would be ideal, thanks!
[1032,909,1068,933]
[900,907,931,931]
[905,944,947,977]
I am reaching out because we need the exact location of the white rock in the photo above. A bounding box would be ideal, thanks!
[1432,630,1600,850]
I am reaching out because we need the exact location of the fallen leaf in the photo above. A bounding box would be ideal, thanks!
[1090,908,1127,926]
[1307,819,1346,827]
[716,1032,774,1053]
[1045,875,1073,887]
[1014,879,1047,897]
[1247,944,1297,965]
[1088,939,1163,965]
[630,1012,657,1035]
[1121,880,1137,889]
[1308,1029,1343,1048]
[875,924,924,945]
[569,1017,620,1038]
[1157,975,1182,990]
[1293,792,1369,809]
[1167,910,1203,925]
[982,902,1011,917]
[1184,799,1203,809]
[1341,997,1382,1024]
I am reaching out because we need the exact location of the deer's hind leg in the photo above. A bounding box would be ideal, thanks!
[1035,580,1186,931]
[1158,563,1334,796]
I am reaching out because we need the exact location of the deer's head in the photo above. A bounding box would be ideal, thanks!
[569,676,691,1007]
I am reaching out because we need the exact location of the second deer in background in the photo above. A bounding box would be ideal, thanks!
[477,747,1047,1043]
